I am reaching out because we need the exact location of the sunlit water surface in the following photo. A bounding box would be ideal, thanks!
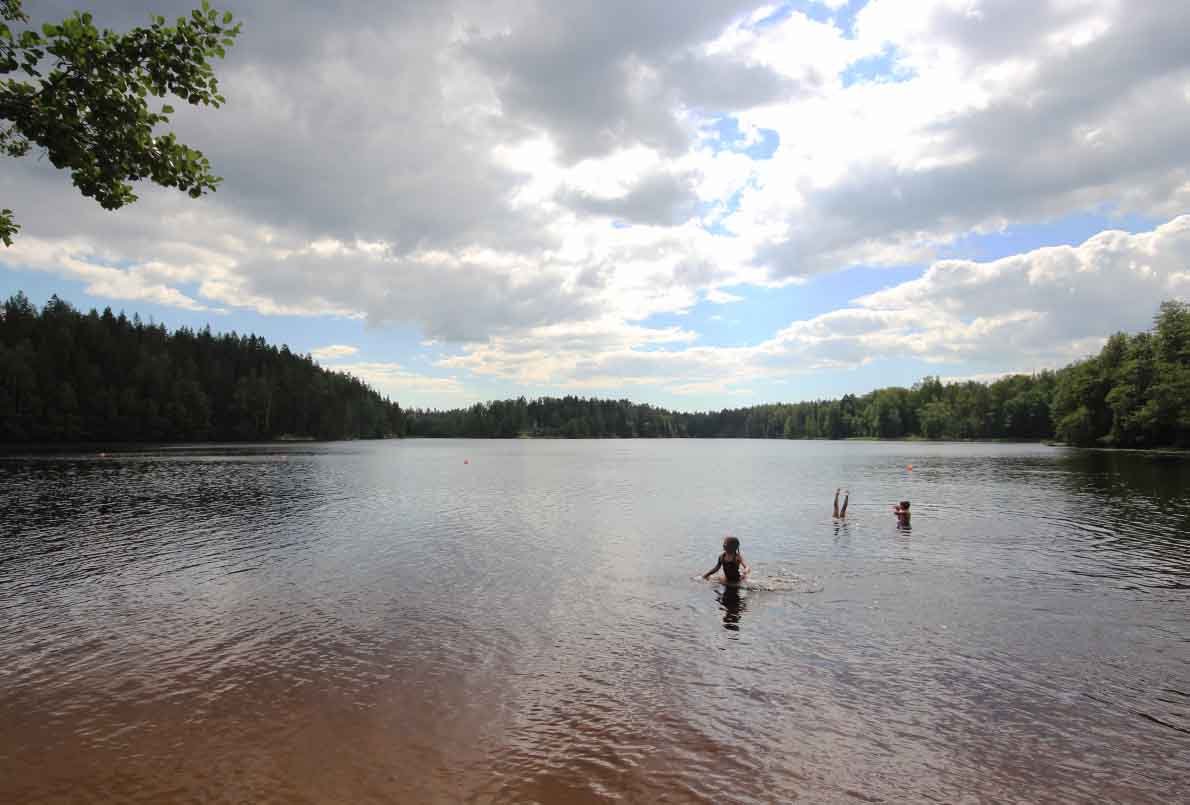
[2,440,1187,803]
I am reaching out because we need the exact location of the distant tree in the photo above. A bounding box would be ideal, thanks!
[0,0,240,244]
[918,400,953,439]
[1142,300,1190,446]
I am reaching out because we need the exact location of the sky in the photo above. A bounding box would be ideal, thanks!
[2,0,1188,410]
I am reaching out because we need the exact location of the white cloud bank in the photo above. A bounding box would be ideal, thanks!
[330,362,470,404]
[443,216,1190,393]
[2,0,1188,402]
[311,344,360,361]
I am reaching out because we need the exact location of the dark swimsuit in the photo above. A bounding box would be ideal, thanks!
[720,553,742,583]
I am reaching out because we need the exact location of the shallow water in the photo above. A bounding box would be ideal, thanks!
[1,439,1187,803]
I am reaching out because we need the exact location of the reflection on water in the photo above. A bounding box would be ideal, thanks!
[1,440,1187,803]
[715,585,747,632]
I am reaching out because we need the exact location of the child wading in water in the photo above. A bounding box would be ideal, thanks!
[894,500,911,527]
[704,536,750,585]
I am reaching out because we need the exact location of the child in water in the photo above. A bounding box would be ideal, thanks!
[704,536,750,585]
[894,500,911,527]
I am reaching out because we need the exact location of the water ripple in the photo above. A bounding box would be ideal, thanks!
[1,440,1186,803]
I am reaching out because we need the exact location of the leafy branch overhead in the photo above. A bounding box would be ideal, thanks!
[0,0,240,244]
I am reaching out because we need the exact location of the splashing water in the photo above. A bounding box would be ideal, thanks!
[743,570,825,593]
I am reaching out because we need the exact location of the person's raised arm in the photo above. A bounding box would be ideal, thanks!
[833,488,841,518]
[703,555,723,580]
[840,491,849,518]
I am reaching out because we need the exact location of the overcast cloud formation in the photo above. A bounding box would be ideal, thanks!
[2,0,1188,405]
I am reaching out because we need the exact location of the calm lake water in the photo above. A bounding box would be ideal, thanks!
[1,440,1187,803]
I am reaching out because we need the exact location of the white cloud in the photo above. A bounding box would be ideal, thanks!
[2,1,1188,405]
[855,216,1190,342]
[311,344,360,361]
[706,288,745,304]
[437,317,700,386]
[441,215,1190,393]
[2,235,220,312]
[721,0,1190,277]
[747,216,1190,377]
[330,362,471,402]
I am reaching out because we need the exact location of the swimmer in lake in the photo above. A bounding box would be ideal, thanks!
[894,500,911,528]
[833,487,850,519]
[703,535,749,586]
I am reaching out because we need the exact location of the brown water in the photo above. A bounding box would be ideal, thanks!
[1,440,1187,803]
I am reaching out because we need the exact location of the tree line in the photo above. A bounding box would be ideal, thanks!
[405,379,1059,442]
[2,293,1186,446]
[407,300,1190,448]
[0,292,403,442]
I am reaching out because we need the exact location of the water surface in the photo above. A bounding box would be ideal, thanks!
[2,440,1187,803]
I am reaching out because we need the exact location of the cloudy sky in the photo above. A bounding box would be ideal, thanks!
[3,0,1188,409]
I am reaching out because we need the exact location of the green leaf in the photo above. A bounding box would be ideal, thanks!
[0,209,20,247]
[0,0,238,245]
[222,11,233,24]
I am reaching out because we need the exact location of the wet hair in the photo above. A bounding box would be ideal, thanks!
[899,501,910,510]
[723,536,741,553]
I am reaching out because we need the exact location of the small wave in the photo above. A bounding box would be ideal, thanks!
[695,568,824,593]
[744,573,824,593]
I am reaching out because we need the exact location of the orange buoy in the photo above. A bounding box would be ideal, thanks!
[907,464,913,470]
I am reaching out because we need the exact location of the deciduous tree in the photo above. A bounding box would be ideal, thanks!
[0,0,240,244]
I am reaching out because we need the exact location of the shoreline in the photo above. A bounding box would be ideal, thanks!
[4,436,1187,454]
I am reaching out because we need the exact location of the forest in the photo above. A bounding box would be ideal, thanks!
[405,377,1056,442]
[2,292,1187,447]
[406,300,1190,448]
[0,292,404,442]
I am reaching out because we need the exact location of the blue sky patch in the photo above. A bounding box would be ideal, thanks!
[3,268,424,364]
[753,1,870,38]
[706,115,780,159]
[937,208,1162,263]
[842,45,914,86]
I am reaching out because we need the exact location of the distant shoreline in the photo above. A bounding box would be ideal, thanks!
[0,436,391,454]
[8,430,1181,455]
[8,436,1188,455]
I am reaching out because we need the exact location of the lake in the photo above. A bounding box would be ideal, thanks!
[1,439,1187,803]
